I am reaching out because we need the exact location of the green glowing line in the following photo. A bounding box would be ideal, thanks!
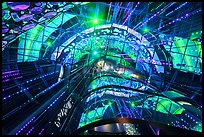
[156,2,164,10]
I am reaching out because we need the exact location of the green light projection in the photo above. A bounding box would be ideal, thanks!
[156,99,184,114]
[17,25,43,62]
[193,123,202,132]
[174,37,192,72]
[17,12,76,62]
[93,18,98,24]
[78,105,109,128]
[2,2,8,9]
[144,96,185,115]
[190,31,202,58]
[142,27,149,33]
[108,101,112,106]
[93,51,98,55]
[162,31,201,74]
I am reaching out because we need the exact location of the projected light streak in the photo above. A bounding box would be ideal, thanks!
[137,7,164,29]
[3,73,58,100]
[26,127,34,135]
[16,116,35,135]
[2,76,23,83]
[158,9,202,30]
[3,81,63,120]
[2,73,20,78]
[123,3,131,20]
[2,70,19,75]
[123,2,130,19]
[122,2,140,25]
[3,87,29,101]
[133,3,177,32]
[116,2,123,18]
[143,13,202,42]
[3,72,57,92]
[151,2,164,12]
[38,128,44,135]
[29,81,62,101]
[125,2,131,8]
[131,2,176,32]
[166,2,188,16]
[132,107,144,120]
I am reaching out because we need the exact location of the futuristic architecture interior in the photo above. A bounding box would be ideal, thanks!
[2,2,202,135]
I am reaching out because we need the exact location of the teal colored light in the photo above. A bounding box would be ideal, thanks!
[193,123,202,132]
[150,3,164,12]
[93,51,97,55]
[78,106,108,129]
[2,2,8,9]
[92,85,96,89]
